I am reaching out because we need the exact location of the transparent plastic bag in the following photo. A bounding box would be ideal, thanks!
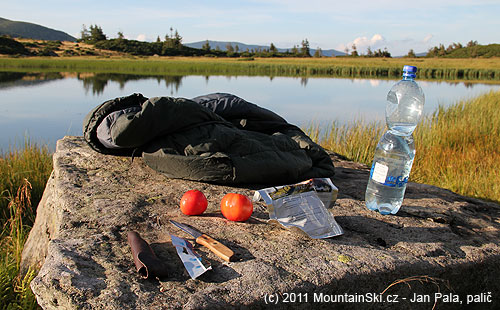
[254,178,343,239]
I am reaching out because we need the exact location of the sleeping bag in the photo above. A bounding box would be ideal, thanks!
[83,93,335,184]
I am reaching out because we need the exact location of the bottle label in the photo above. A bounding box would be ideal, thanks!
[370,162,409,188]
[371,162,388,183]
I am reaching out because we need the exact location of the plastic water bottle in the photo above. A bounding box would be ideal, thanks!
[365,65,425,214]
[385,65,425,135]
[365,132,415,214]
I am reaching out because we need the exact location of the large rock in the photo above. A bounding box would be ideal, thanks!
[22,136,500,309]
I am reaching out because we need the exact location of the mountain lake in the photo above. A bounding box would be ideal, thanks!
[1,71,499,151]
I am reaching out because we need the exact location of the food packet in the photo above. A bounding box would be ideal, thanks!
[253,178,343,239]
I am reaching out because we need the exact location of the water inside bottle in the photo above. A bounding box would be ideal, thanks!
[388,124,417,136]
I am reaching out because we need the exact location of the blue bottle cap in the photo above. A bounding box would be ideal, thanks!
[403,65,417,73]
[402,65,417,78]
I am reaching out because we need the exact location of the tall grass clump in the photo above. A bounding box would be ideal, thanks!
[1,141,53,223]
[306,119,385,166]
[412,91,500,202]
[0,179,39,310]
[313,90,500,203]
[1,141,52,310]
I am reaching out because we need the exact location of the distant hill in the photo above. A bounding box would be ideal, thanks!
[0,17,76,41]
[393,51,427,58]
[185,40,346,56]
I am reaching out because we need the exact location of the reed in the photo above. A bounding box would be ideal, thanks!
[310,90,500,203]
[1,57,499,81]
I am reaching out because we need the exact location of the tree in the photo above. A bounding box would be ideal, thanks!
[226,43,234,52]
[406,49,416,58]
[437,44,446,56]
[300,38,310,57]
[164,27,182,49]
[165,27,174,41]
[366,46,373,57]
[291,45,299,56]
[173,29,182,48]
[117,31,125,40]
[382,47,391,58]
[313,47,323,58]
[269,43,278,54]
[80,24,90,41]
[427,46,438,57]
[351,44,358,57]
[88,24,106,43]
[373,47,391,58]
[446,42,462,53]
[202,40,211,52]
[467,40,478,48]
[156,36,161,43]
[79,24,106,43]
[426,41,474,57]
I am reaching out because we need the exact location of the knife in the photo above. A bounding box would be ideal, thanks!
[170,220,234,262]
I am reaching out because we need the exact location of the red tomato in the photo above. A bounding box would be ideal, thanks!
[180,190,208,215]
[220,193,253,222]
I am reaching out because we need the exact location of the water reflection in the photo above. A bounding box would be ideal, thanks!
[0,72,65,89]
[79,73,184,95]
[0,72,185,95]
[0,72,494,95]
[76,74,500,92]
[1,71,499,151]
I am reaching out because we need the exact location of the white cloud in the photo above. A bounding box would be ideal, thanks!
[338,34,386,54]
[136,34,147,41]
[353,34,385,49]
[337,33,440,56]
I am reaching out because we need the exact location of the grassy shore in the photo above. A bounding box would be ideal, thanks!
[0,142,52,309]
[311,90,500,203]
[1,56,500,81]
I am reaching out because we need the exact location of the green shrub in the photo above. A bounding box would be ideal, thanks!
[0,36,30,55]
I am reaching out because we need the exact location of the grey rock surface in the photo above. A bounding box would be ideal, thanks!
[21,136,500,309]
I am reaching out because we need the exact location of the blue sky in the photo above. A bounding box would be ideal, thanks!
[3,0,499,55]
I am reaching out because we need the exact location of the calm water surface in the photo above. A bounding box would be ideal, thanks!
[1,72,499,151]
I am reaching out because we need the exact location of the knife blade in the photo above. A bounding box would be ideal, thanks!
[170,234,211,279]
[170,220,234,262]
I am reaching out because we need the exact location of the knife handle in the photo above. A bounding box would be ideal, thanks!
[196,234,234,262]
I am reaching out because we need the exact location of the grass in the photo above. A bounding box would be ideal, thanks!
[0,56,500,81]
[0,179,39,310]
[1,141,53,222]
[412,91,500,202]
[0,141,52,310]
[309,90,500,203]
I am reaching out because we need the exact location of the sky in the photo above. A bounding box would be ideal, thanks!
[2,0,499,56]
